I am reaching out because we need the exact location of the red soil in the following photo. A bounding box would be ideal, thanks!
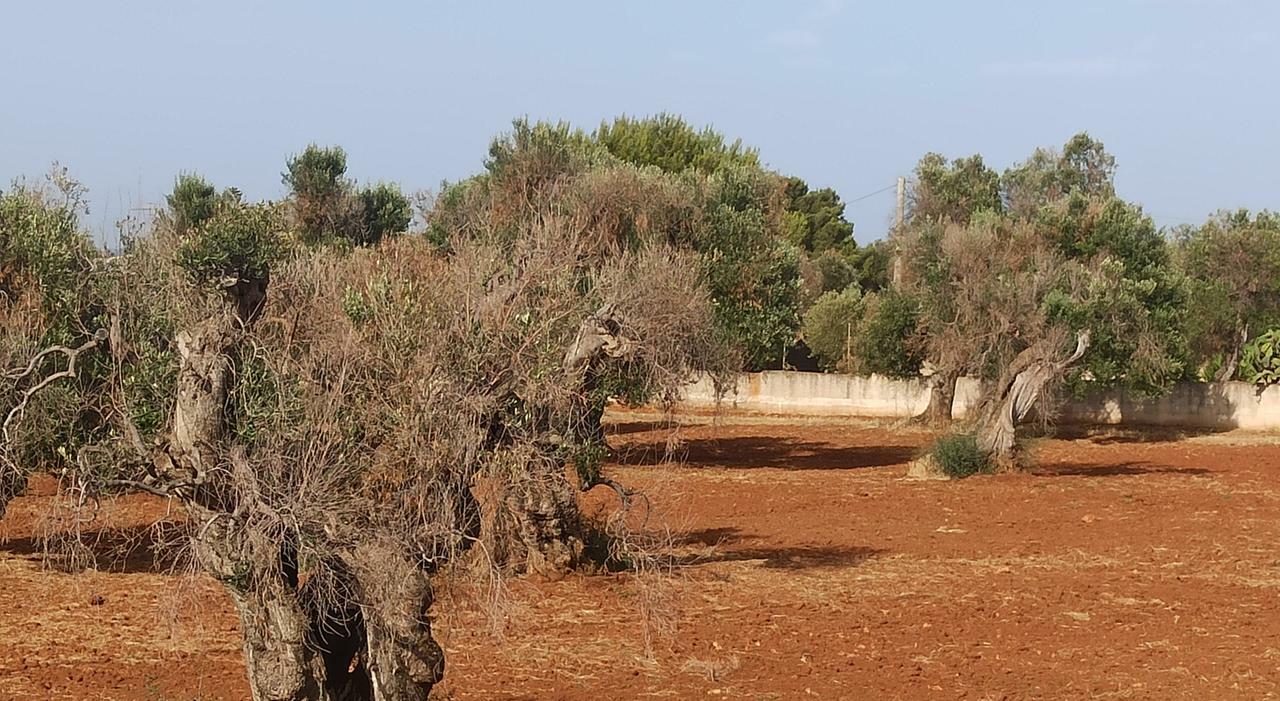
[3,415,1280,700]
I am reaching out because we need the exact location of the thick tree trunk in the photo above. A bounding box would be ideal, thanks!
[167,279,445,700]
[345,542,444,700]
[916,368,958,425]
[170,312,334,700]
[499,464,584,578]
[189,511,332,701]
[976,331,1090,466]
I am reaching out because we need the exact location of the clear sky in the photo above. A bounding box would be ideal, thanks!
[3,0,1277,245]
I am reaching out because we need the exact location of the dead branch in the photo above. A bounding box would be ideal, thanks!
[2,329,108,445]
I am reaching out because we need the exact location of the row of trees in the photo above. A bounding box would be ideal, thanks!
[800,133,1280,465]
[1,135,735,697]
[3,115,1276,696]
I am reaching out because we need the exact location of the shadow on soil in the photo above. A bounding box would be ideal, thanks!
[1032,461,1211,478]
[1041,424,1232,445]
[613,434,917,471]
[0,521,186,574]
[670,527,885,570]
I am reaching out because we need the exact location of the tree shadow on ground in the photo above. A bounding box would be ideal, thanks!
[1040,424,1232,445]
[613,436,918,471]
[0,521,186,574]
[1032,461,1211,478]
[668,527,885,570]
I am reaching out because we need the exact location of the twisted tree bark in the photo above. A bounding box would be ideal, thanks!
[916,367,958,426]
[167,281,444,699]
[976,330,1090,465]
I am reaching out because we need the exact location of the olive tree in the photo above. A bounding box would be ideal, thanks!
[0,171,106,518]
[1176,209,1280,381]
[910,213,1182,466]
[284,144,413,247]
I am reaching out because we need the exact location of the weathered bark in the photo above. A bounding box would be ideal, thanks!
[170,288,448,700]
[915,368,958,425]
[499,465,584,577]
[490,304,635,576]
[192,517,330,701]
[976,331,1090,465]
[345,542,444,699]
[170,310,333,700]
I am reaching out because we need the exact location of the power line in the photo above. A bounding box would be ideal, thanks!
[844,183,899,205]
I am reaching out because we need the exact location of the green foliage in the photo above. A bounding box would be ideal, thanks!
[0,175,106,474]
[176,201,287,285]
[1178,209,1280,376]
[810,249,856,295]
[926,433,993,478]
[165,174,218,234]
[847,241,891,293]
[166,174,245,241]
[595,113,759,174]
[910,153,1003,225]
[1037,196,1188,392]
[701,166,802,369]
[854,290,922,377]
[783,177,855,251]
[1240,329,1280,387]
[357,183,412,245]
[487,119,610,186]
[801,285,864,371]
[0,182,98,330]
[283,144,349,201]
[1002,132,1116,218]
[436,117,806,371]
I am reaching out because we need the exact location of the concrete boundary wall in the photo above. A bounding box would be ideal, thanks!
[682,372,1280,431]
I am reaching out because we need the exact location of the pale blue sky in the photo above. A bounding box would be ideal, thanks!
[3,0,1276,245]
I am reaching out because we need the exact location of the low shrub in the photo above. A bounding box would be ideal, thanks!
[926,432,993,478]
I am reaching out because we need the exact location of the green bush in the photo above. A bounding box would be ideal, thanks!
[357,182,412,245]
[801,285,864,371]
[926,433,993,478]
[854,290,922,378]
[176,201,287,284]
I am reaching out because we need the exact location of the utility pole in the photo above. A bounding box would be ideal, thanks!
[892,176,906,288]
[895,176,906,230]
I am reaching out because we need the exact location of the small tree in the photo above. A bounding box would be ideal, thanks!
[165,173,219,235]
[909,214,1181,466]
[355,182,412,245]
[1002,132,1116,218]
[0,172,105,517]
[595,112,759,174]
[908,152,1004,225]
[801,285,864,371]
[1177,209,1280,380]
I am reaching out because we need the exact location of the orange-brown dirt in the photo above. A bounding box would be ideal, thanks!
[3,413,1280,700]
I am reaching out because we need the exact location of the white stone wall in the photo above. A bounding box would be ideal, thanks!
[682,372,1280,431]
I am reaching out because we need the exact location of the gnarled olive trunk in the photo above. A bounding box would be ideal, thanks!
[170,314,332,700]
[169,291,444,700]
[490,304,635,577]
[191,514,331,701]
[345,542,445,698]
[916,367,958,425]
[976,331,1090,465]
[498,464,584,577]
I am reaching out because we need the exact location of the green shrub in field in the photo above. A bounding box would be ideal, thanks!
[926,432,993,478]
